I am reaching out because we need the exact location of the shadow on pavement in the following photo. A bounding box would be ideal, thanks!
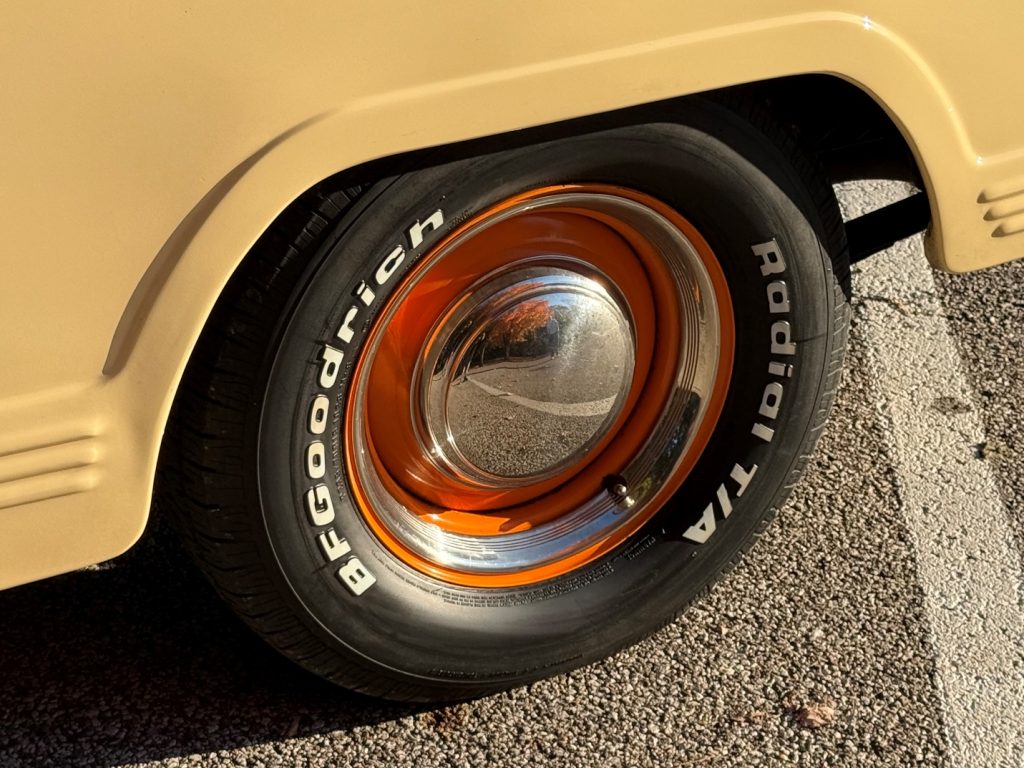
[0,519,424,768]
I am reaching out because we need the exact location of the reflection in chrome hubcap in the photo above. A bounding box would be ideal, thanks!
[420,267,634,484]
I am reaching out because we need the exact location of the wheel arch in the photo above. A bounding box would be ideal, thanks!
[113,71,932,385]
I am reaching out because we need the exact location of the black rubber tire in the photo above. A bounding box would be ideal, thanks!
[161,100,849,702]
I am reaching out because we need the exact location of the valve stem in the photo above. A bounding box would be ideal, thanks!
[606,477,636,508]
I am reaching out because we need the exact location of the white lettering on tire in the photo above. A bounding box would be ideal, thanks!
[687,238,795,545]
[309,395,330,435]
[297,208,447,595]
[682,463,759,544]
[305,485,335,526]
[374,245,406,286]
[319,346,344,388]
[407,210,444,249]
[338,557,377,595]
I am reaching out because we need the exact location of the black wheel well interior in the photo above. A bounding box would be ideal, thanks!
[331,74,922,191]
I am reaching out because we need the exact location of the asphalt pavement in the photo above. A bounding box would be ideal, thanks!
[1,182,1022,767]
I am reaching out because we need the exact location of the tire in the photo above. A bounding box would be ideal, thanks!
[162,100,849,702]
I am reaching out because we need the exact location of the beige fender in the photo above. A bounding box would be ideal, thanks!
[1,5,1021,588]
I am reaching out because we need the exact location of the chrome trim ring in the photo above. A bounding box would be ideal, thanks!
[347,190,723,576]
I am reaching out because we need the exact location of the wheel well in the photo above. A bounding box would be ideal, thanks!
[720,75,922,185]
[324,74,923,192]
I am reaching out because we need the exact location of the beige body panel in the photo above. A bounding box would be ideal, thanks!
[1,2,1022,588]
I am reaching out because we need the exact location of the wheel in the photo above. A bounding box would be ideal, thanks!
[163,100,849,701]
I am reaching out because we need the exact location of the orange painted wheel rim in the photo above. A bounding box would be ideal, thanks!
[345,185,734,587]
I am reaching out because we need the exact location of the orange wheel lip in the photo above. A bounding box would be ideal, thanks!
[345,184,735,588]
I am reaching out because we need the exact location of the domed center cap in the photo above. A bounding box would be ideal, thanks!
[419,266,635,486]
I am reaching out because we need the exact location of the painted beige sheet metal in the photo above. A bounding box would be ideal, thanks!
[1,2,1022,588]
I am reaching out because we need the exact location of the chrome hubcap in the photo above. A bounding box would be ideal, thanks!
[419,266,635,485]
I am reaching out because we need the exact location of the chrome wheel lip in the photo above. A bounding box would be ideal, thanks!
[418,264,636,487]
[348,190,723,575]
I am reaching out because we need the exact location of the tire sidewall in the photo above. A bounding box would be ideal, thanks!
[257,108,838,689]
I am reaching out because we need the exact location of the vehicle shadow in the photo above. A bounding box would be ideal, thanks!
[0,518,425,768]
